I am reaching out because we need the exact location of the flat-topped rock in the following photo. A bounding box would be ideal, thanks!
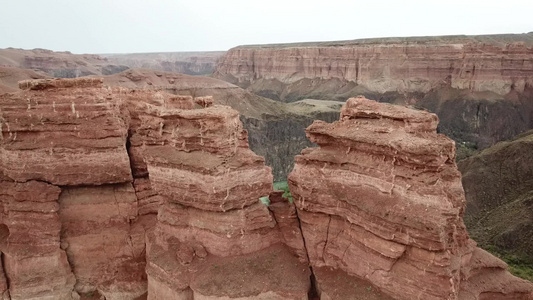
[289,97,533,300]
[18,77,103,90]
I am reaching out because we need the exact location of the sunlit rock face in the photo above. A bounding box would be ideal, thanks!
[288,96,533,300]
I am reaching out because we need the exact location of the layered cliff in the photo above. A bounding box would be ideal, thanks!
[102,68,341,180]
[135,97,311,299]
[0,77,312,299]
[0,78,161,299]
[2,78,531,299]
[214,33,533,149]
[288,96,533,299]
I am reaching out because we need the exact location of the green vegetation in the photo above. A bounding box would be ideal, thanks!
[484,245,533,281]
[273,181,293,203]
[259,196,270,205]
[456,141,478,161]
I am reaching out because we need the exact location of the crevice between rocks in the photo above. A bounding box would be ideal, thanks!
[292,196,318,300]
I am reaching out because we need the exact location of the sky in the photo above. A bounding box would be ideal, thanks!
[1,0,532,54]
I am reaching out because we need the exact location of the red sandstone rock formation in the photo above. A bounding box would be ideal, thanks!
[0,78,160,299]
[215,34,533,97]
[133,98,309,299]
[214,34,533,151]
[288,96,533,300]
[140,102,310,299]
[1,77,310,299]
[2,76,531,300]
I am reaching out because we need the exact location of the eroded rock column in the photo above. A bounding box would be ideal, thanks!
[288,96,533,300]
[140,103,310,299]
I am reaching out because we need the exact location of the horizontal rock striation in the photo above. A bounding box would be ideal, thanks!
[215,34,533,97]
[140,101,310,299]
[214,34,533,150]
[288,96,533,300]
[103,68,342,181]
[0,179,76,300]
[0,78,132,185]
[0,78,164,299]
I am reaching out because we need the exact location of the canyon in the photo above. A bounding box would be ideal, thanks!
[214,33,533,150]
[0,79,532,299]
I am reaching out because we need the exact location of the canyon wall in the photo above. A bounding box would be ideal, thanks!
[0,78,155,299]
[214,33,533,149]
[288,96,533,300]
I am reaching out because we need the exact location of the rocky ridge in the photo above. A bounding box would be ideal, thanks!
[288,96,533,299]
[0,79,531,299]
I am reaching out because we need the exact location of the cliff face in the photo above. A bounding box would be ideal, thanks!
[102,68,342,180]
[138,99,310,299]
[0,78,311,299]
[288,96,533,300]
[1,79,531,300]
[214,34,533,149]
[0,78,155,299]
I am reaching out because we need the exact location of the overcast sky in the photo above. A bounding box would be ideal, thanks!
[1,0,532,54]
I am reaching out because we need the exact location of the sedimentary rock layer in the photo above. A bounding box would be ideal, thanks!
[0,78,163,299]
[140,100,310,299]
[59,184,153,299]
[0,78,132,185]
[0,179,76,300]
[216,34,533,97]
[288,96,533,300]
[103,68,342,181]
[214,34,533,150]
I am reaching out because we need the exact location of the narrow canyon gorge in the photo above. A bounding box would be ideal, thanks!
[0,78,531,299]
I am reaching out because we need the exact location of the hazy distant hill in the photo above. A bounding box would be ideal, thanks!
[101,51,226,76]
